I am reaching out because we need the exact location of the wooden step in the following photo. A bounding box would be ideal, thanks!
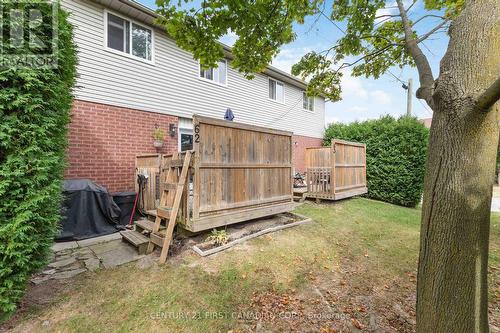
[120,230,149,255]
[163,183,178,191]
[146,209,157,217]
[150,232,165,247]
[156,206,172,219]
[135,219,165,232]
[167,159,184,167]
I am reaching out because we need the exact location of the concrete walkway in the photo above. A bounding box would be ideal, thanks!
[492,186,500,213]
[31,233,145,284]
[492,198,500,212]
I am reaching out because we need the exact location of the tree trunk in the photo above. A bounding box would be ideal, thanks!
[417,1,500,332]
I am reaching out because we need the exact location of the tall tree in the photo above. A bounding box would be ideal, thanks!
[156,0,500,331]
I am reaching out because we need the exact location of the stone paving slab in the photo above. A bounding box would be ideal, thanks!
[33,234,144,284]
[48,257,77,269]
[52,241,78,252]
[88,239,125,255]
[99,242,144,269]
[76,232,122,247]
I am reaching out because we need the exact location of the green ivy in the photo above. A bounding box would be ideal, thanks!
[324,116,429,207]
[0,3,77,319]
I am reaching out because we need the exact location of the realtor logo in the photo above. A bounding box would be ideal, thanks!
[0,0,58,68]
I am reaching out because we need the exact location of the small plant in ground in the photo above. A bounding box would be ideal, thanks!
[206,229,229,247]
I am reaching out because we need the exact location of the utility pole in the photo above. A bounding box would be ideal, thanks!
[406,78,413,116]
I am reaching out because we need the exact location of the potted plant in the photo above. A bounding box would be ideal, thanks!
[152,127,165,148]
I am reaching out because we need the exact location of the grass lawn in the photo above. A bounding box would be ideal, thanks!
[4,198,500,332]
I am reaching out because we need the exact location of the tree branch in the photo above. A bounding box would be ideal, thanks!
[360,34,402,46]
[396,0,435,106]
[416,20,449,44]
[476,76,500,112]
[374,14,400,19]
[412,14,446,27]
[406,0,418,13]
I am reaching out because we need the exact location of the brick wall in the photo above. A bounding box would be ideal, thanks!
[65,100,178,192]
[292,134,323,173]
[66,100,323,191]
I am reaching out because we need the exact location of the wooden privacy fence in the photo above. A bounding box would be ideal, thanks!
[135,115,295,232]
[305,139,367,200]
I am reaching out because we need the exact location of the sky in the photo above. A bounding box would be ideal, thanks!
[138,0,449,125]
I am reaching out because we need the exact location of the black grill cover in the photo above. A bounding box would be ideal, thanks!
[57,179,122,241]
[112,191,137,226]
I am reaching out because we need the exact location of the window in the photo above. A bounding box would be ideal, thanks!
[179,129,193,151]
[106,12,152,61]
[199,60,227,85]
[303,92,314,111]
[269,78,284,103]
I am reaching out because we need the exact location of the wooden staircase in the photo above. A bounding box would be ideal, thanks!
[121,151,191,263]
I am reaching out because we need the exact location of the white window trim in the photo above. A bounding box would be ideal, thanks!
[178,128,193,152]
[302,91,315,112]
[103,9,155,65]
[198,59,228,87]
[268,77,286,105]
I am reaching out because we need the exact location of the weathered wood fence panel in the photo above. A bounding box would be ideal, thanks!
[134,115,294,232]
[305,139,367,200]
[135,154,162,211]
[189,115,294,231]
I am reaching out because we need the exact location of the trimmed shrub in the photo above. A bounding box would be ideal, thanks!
[324,116,429,207]
[0,4,77,318]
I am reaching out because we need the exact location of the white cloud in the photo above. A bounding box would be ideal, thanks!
[341,72,368,99]
[219,30,238,46]
[370,90,392,105]
[347,106,369,113]
[325,115,340,125]
[375,0,415,23]
[271,46,316,74]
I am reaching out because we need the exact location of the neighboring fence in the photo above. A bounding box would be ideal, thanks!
[305,139,367,200]
[135,115,295,232]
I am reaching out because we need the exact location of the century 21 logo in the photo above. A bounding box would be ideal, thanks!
[1,0,58,68]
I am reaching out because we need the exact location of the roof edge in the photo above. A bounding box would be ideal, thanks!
[108,0,309,90]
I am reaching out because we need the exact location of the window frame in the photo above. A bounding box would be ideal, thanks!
[268,77,285,104]
[302,91,315,112]
[103,9,155,65]
[178,128,194,152]
[198,59,228,87]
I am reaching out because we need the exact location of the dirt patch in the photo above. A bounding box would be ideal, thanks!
[0,279,70,332]
[193,212,308,253]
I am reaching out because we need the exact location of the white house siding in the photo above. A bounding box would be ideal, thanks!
[62,0,325,138]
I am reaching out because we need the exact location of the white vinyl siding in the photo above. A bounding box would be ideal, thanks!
[63,0,325,139]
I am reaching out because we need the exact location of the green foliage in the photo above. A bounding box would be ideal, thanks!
[155,0,321,78]
[152,127,165,141]
[0,4,77,318]
[424,0,464,18]
[325,116,429,207]
[155,0,463,101]
[497,143,500,170]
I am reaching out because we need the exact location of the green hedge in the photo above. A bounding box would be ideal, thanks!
[0,4,77,318]
[324,116,429,207]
